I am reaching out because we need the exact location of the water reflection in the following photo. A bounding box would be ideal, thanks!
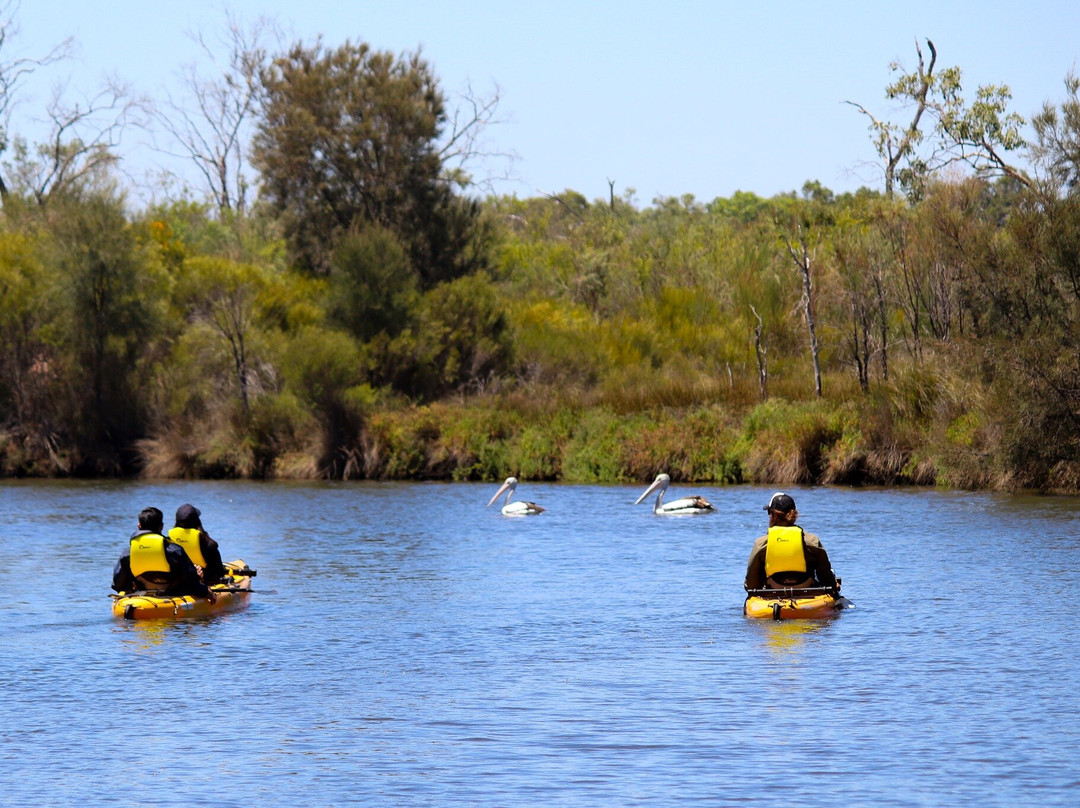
[114,617,216,652]
[754,619,832,657]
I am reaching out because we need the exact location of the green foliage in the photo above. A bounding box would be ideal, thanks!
[174,255,276,412]
[0,232,55,436]
[44,189,166,472]
[279,326,365,411]
[253,39,485,285]
[558,408,634,483]
[7,38,1080,492]
[279,325,371,477]
[1030,71,1080,196]
[734,398,863,485]
[326,224,417,341]
[374,273,512,401]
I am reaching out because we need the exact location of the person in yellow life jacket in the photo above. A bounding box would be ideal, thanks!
[111,506,216,600]
[744,492,838,591]
[169,503,225,585]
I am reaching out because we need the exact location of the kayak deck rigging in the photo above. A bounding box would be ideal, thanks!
[743,585,848,620]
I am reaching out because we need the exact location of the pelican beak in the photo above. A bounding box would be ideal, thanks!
[635,477,662,505]
[487,480,512,508]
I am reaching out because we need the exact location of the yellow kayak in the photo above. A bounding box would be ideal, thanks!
[111,560,256,620]
[744,586,845,620]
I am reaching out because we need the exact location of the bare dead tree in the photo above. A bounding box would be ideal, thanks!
[155,11,278,215]
[9,77,147,205]
[871,260,889,381]
[0,1,73,200]
[437,80,517,193]
[785,225,823,398]
[750,304,768,401]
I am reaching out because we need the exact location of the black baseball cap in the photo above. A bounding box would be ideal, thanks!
[764,492,796,512]
[175,503,202,527]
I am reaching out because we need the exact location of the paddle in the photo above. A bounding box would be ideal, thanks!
[222,564,257,577]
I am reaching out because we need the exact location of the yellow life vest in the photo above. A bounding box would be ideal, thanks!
[765,526,807,578]
[168,527,207,567]
[129,533,170,578]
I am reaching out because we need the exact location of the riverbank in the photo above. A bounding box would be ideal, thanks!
[124,385,1013,491]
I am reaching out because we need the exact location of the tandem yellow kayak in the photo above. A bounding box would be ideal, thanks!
[111,559,256,620]
[744,586,848,620]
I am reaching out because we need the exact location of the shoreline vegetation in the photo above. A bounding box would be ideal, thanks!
[2,29,1080,493]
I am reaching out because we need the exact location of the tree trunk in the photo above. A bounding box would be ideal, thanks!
[873,272,889,380]
[787,230,823,398]
[750,305,768,401]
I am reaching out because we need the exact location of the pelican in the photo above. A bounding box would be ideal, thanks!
[635,473,715,515]
[487,476,545,516]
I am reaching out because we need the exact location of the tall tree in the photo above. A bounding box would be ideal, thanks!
[0,230,58,463]
[252,39,487,284]
[326,223,417,342]
[48,188,161,471]
[848,39,1031,199]
[846,38,938,198]
[7,78,144,207]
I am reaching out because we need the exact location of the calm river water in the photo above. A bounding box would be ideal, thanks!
[1,480,1078,806]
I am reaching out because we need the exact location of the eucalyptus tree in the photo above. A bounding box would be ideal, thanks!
[848,38,1031,199]
[784,225,823,398]
[833,210,892,391]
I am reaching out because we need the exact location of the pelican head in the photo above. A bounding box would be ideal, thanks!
[635,473,670,505]
[487,477,519,508]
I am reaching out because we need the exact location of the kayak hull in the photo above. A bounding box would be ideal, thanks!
[744,587,843,620]
[111,559,254,620]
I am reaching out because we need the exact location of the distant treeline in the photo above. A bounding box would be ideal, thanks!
[2,33,1080,491]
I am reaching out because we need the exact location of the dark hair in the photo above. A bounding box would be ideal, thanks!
[138,506,164,533]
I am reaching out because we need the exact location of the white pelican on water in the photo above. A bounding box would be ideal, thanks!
[635,473,715,515]
[487,477,545,516]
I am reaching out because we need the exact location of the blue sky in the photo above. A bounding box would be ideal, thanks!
[12,0,1080,206]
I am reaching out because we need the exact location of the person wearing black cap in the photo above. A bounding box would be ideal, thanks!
[168,503,226,585]
[112,506,216,599]
[744,492,838,591]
